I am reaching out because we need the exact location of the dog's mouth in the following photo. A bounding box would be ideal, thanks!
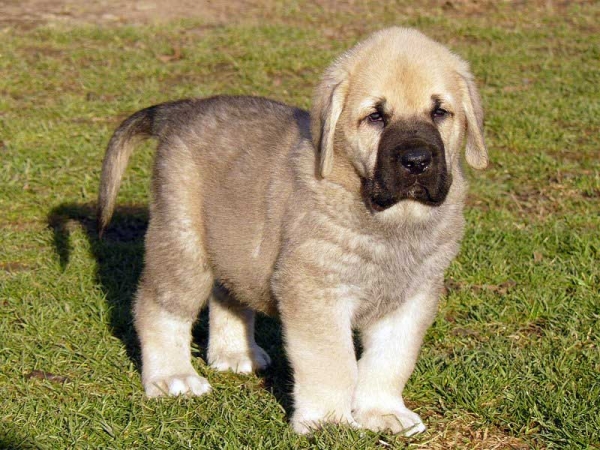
[366,181,446,212]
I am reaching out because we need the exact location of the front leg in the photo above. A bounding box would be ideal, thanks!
[279,293,358,434]
[352,289,439,436]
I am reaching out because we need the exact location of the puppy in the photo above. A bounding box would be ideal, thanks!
[98,27,487,435]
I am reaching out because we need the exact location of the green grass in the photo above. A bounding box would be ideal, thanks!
[1,2,599,448]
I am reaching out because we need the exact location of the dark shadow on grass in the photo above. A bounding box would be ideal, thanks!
[48,202,148,369]
[47,202,294,416]
[0,423,40,450]
[0,433,39,450]
[254,314,294,417]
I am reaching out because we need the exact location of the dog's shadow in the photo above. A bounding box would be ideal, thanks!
[47,203,293,414]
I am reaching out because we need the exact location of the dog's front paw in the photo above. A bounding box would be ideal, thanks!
[209,344,271,374]
[353,405,426,436]
[291,409,358,434]
[144,373,212,398]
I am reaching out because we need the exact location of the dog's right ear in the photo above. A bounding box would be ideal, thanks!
[311,65,349,179]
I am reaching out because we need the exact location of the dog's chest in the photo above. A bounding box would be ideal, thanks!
[315,223,435,297]
[332,237,438,326]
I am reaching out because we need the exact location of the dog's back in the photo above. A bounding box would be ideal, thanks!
[98,96,312,313]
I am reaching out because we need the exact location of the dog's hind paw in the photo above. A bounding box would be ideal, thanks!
[144,373,212,398]
[209,344,271,374]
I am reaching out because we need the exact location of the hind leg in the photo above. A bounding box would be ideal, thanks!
[134,145,214,397]
[207,285,271,373]
[134,229,214,397]
[135,281,212,397]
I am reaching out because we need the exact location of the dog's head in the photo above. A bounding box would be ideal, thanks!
[311,27,487,214]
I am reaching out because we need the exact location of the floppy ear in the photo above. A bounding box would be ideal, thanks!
[310,68,349,178]
[459,71,488,170]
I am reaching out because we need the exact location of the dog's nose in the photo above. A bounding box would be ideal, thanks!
[400,147,432,175]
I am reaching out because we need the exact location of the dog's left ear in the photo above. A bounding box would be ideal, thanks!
[311,64,349,178]
[458,69,488,170]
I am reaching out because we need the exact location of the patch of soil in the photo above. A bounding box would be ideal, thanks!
[0,0,266,29]
[1,0,584,29]
[0,261,34,273]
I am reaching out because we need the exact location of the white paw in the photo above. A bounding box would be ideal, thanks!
[209,344,271,374]
[353,405,426,436]
[144,373,212,398]
[291,409,358,435]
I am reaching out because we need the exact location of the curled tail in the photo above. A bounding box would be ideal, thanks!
[97,105,159,237]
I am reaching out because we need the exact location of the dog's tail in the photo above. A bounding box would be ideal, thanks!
[97,105,160,237]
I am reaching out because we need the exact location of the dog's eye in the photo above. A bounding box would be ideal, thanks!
[367,112,384,123]
[432,107,450,121]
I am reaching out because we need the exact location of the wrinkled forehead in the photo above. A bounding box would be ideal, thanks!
[346,46,460,114]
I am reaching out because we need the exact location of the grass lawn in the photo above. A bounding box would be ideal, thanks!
[1,1,598,448]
